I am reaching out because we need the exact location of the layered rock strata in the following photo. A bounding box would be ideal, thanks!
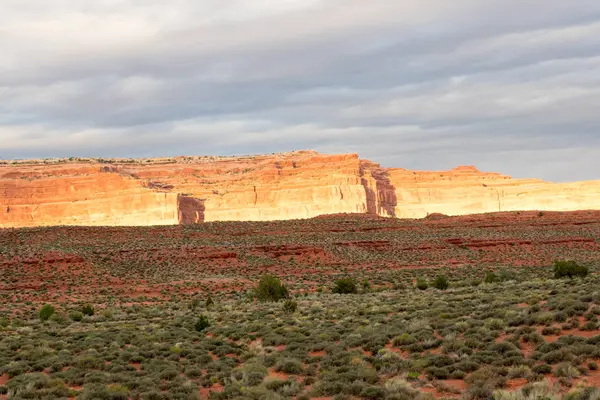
[1,151,599,227]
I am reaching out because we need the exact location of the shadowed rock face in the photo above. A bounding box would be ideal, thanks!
[1,150,600,227]
[177,196,205,224]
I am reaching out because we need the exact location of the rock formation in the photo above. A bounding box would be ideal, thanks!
[1,151,599,228]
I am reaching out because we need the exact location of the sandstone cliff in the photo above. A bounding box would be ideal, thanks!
[1,151,599,227]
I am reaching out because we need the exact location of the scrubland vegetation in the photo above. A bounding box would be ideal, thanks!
[1,211,600,399]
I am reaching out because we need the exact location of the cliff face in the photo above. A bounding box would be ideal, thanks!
[0,165,179,227]
[382,165,600,218]
[1,151,599,228]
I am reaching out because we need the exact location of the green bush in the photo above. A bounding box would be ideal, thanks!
[332,277,358,294]
[360,386,386,399]
[81,304,94,316]
[416,278,428,290]
[484,271,499,284]
[532,364,552,375]
[432,275,449,290]
[275,358,303,374]
[69,311,84,322]
[282,299,298,314]
[255,274,290,302]
[39,304,55,321]
[195,314,210,332]
[498,269,517,281]
[553,260,588,279]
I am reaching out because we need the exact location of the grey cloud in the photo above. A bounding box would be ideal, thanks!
[1,0,600,182]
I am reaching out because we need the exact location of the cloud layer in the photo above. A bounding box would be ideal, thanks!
[2,0,600,181]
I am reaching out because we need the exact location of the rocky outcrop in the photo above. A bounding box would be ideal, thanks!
[0,165,179,227]
[1,151,600,228]
[382,165,600,218]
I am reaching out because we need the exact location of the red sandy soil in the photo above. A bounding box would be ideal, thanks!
[421,386,461,399]
[2,210,600,399]
[2,210,600,305]
[539,325,600,343]
[266,368,303,382]
[578,369,600,386]
[520,340,536,358]
[128,362,141,371]
[506,378,529,390]
[199,383,223,399]
[267,368,290,381]
[0,374,8,385]
[442,380,468,391]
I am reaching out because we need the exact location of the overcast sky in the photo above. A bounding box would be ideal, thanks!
[1,1,600,181]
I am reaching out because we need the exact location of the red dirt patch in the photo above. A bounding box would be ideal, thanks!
[267,367,302,383]
[506,378,528,390]
[129,362,141,371]
[543,329,600,343]
[421,386,461,399]
[439,379,467,391]
[520,340,536,358]
[199,383,223,399]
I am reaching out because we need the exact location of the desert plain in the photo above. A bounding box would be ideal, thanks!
[1,154,600,399]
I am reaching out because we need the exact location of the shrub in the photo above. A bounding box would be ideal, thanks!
[484,271,499,284]
[555,363,580,378]
[406,372,420,380]
[498,269,516,281]
[541,326,561,336]
[275,358,303,374]
[255,274,289,302]
[360,386,386,399]
[189,298,200,309]
[553,260,588,279]
[206,295,214,308]
[532,364,552,375]
[392,333,417,346]
[81,304,94,316]
[69,311,84,322]
[416,278,428,290]
[39,304,55,321]
[282,299,298,314]
[362,279,371,291]
[195,315,210,332]
[432,275,449,290]
[332,277,358,294]
[265,378,287,391]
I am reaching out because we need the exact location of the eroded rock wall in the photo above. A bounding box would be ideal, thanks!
[0,165,179,227]
[382,165,600,218]
[2,151,600,227]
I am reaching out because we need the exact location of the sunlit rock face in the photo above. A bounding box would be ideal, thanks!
[384,165,600,218]
[1,151,599,227]
[0,165,179,227]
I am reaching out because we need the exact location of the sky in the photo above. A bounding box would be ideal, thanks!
[1,1,600,182]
